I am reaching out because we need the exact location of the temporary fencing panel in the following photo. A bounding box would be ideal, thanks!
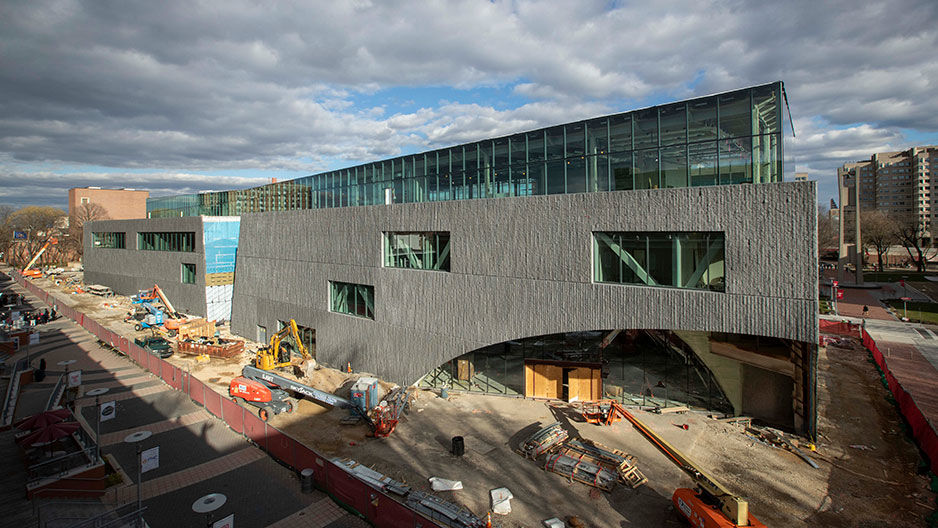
[119,337,129,354]
[242,409,267,450]
[326,463,373,516]
[161,363,181,390]
[295,446,328,487]
[203,387,223,418]
[221,398,244,433]
[189,377,206,406]
[266,427,296,468]
[863,329,938,476]
[373,496,416,527]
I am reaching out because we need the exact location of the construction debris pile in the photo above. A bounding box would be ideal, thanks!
[520,422,647,492]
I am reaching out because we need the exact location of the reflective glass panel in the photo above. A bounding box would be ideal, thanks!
[510,134,526,164]
[719,138,752,184]
[546,126,565,160]
[661,145,687,188]
[753,133,780,183]
[634,149,659,189]
[587,154,610,192]
[609,114,631,152]
[546,160,565,194]
[718,91,751,138]
[587,118,609,155]
[566,157,587,194]
[752,84,779,136]
[659,103,686,146]
[633,108,658,150]
[689,141,718,187]
[527,130,545,162]
[566,122,585,157]
[611,152,633,191]
[494,138,509,168]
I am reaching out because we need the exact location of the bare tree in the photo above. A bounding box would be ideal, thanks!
[0,204,16,262]
[861,210,898,271]
[3,206,67,269]
[895,217,936,272]
[817,204,837,259]
[67,202,109,259]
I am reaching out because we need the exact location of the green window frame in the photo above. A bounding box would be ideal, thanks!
[181,263,196,284]
[383,232,451,271]
[137,231,196,252]
[593,232,725,292]
[329,281,375,320]
[92,232,125,249]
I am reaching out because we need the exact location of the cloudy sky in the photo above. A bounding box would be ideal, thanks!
[1,0,937,210]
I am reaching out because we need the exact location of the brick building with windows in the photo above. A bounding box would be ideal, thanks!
[68,187,149,220]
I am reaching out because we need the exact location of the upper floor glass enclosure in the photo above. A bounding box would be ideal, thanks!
[147,82,785,218]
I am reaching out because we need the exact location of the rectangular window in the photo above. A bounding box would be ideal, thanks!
[181,263,196,284]
[137,231,196,252]
[92,232,125,249]
[593,231,725,292]
[384,232,451,271]
[330,281,375,320]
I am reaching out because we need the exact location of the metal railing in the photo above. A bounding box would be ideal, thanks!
[2,356,29,426]
[26,445,99,485]
[45,372,67,411]
[48,504,146,528]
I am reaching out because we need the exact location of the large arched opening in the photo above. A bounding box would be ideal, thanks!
[419,329,811,431]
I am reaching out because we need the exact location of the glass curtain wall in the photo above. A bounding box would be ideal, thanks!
[148,82,785,217]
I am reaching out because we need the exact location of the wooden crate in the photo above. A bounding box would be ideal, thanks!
[178,318,217,340]
[176,338,244,358]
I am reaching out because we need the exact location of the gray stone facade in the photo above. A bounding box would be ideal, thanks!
[83,217,208,316]
[230,181,818,386]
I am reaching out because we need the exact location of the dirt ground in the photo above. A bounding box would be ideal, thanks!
[30,272,938,527]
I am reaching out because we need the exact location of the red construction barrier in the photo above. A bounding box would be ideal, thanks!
[863,329,938,476]
[221,398,243,434]
[204,387,223,418]
[373,496,417,528]
[189,377,206,406]
[295,445,328,487]
[242,409,267,450]
[327,463,374,517]
[820,319,860,338]
[119,337,129,354]
[266,427,296,468]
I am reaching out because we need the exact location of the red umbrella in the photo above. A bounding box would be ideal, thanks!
[14,409,72,431]
[17,421,79,447]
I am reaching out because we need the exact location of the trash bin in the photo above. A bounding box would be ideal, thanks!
[452,436,465,457]
[300,468,315,494]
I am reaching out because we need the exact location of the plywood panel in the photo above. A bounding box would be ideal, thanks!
[590,368,602,401]
[524,362,535,397]
[544,364,562,399]
[568,367,591,402]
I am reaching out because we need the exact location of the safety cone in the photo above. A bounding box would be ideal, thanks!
[346,362,352,373]
[486,511,492,528]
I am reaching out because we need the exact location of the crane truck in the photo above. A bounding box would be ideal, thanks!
[22,237,58,278]
[581,400,767,528]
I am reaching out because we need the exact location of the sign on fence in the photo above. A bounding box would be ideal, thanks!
[67,370,81,388]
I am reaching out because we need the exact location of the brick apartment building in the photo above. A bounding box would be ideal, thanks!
[68,187,149,220]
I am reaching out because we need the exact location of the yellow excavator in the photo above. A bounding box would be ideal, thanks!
[254,319,312,371]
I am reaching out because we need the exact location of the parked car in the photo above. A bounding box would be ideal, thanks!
[134,336,173,359]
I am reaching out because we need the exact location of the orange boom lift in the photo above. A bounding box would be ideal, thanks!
[581,400,766,528]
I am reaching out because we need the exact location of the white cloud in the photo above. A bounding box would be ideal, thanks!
[0,0,937,207]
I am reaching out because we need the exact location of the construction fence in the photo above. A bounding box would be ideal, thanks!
[862,327,938,477]
[8,272,447,528]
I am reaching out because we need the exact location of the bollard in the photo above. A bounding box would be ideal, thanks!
[300,468,315,494]
[452,436,465,457]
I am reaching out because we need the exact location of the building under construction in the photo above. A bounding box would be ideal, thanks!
[85,81,819,437]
